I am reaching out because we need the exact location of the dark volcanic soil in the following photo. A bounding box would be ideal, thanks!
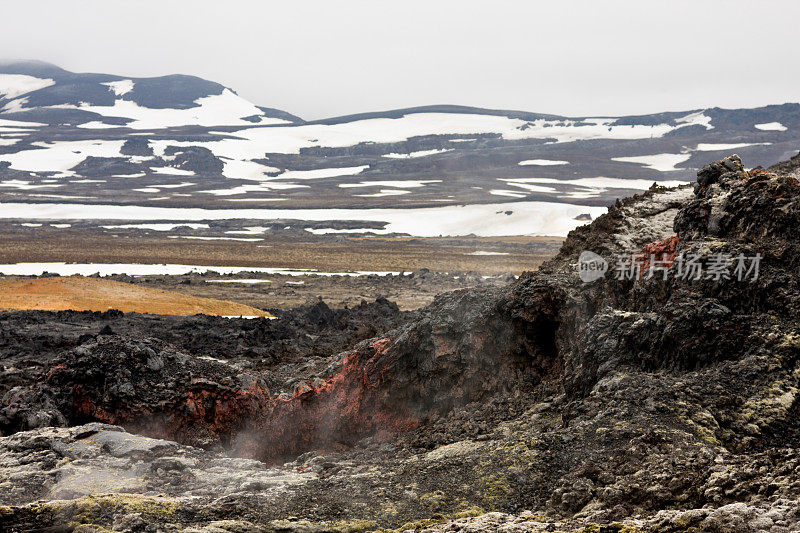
[102,268,519,311]
[1,153,800,532]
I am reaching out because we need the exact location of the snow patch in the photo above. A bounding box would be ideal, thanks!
[612,153,691,172]
[383,148,453,159]
[489,189,527,198]
[0,118,47,127]
[1,97,29,113]
[27,193,96,199]
[277,165,370,180]
[220,160,282,181]
[77,121,124,130]
[754,122,787,131]
[675,111,713,130]
[518,159,569,166]
[560,190,600,200]
[102,79,135,96]
[0,200,607,237]
[67,89,290,129]
[0,140,125,172]
[502,177,687,190]
[155,182,195,188]
[0,74,55,100]
[340,180,441,189]
[0,180,59,190]
[694,142,770,151]
[0,262,399,277]
[226,226,267,235]
[152,167,195,176]
[354,189,410,197]
[468,251,509,256]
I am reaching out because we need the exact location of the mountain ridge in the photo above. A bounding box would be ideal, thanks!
[3,61,800,127]
[1,62,799,230]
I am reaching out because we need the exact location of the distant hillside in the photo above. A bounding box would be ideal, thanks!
[0,61,798,213]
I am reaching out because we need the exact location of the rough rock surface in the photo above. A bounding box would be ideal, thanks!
[2,153,800,531]
[0,298,411,443]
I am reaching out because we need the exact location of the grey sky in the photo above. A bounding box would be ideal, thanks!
[2,0,798,120]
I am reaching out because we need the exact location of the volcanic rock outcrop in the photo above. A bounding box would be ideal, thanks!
[0,298,410,445]
[1,153,800,531]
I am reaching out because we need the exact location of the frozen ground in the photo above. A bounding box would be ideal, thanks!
[0,200,606,237]
[0,262,401,277]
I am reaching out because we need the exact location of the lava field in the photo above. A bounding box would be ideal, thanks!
[1,154,800,532]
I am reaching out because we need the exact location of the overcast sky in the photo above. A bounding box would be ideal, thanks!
[1,0,798,120]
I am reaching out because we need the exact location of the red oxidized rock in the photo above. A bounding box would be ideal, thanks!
[637,235,680,278]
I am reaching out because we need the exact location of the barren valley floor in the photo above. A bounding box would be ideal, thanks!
[0,226,562,309]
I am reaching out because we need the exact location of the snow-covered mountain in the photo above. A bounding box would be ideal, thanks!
[0,60,300,127]
[1,61,798,212]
